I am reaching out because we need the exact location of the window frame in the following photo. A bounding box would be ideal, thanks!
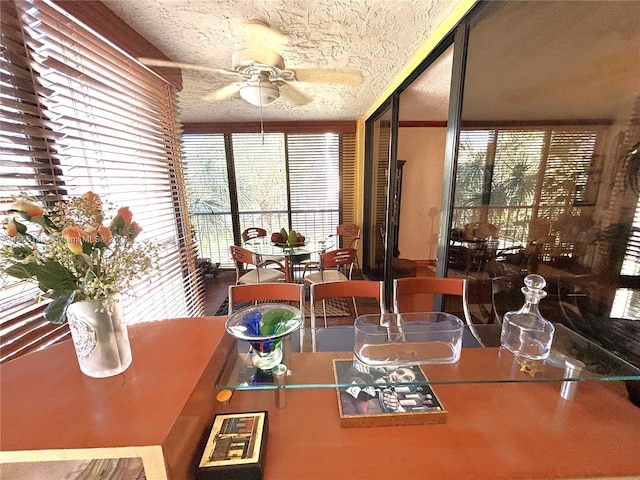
[181,126,357,269]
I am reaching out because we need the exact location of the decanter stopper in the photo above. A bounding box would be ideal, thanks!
[500,274,555,360]
[522,274,547,304]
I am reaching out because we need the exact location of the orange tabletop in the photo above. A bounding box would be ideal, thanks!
[2,316,640,479]
[0,316,232,479]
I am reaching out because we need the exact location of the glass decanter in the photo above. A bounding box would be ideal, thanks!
[500,274,555,360]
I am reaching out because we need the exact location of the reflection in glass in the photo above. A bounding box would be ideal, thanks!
[455,1,640,369]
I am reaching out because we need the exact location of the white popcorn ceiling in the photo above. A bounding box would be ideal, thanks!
[101,0,460,123]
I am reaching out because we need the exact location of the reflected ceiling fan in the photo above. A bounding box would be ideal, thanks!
[139,19,362,108]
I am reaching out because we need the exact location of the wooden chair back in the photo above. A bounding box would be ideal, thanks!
[320,247,356,271]
[335,223,361,249]
[230,244,257,267]
[393,277,465,313]
[393,276,484,346]
[229,245,285,284]
[242,227,267,243]
[309,280,384,351]
[228,283,304,314]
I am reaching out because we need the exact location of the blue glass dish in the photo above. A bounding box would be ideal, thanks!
[226,303,302,371]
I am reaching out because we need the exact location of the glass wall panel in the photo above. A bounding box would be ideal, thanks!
[397,44,454,266]
[363,106,392,279]
[455,1,640,366]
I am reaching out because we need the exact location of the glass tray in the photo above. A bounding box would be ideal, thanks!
[215,323,640,391]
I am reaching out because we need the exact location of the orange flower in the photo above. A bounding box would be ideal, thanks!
[11,199,44,217]
[97,225,112,245]
[83,225,112,245]
[110,206,133,230]
[83,226,99,244]
[81,191,100,203]
[4,219,19,238]
[128,221,142,240]
[81,191,103,225]
[62,226,84,254]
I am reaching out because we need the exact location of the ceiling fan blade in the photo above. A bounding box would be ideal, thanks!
[203,83,242,102]
[244,19,288,47]
[293,68,363,87]
[280,82,312,106]
[138,58,238,76]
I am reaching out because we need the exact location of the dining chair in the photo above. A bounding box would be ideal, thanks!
[241,227,268,243]
[228,282,306,350]
[392,276,484,347]
[300,223,361,278]
[332,223,361,276]
[228,283,305,314]
[229,245,286,284]
[309,280,385,352]
[302,247,356,284]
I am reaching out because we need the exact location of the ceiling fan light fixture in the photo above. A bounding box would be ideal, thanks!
[239,74,280,106]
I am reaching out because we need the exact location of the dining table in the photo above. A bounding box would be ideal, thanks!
[2,316,640,480]
[242,237,334,282]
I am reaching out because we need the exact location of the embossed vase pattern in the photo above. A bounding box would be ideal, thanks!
[66,297,132,378]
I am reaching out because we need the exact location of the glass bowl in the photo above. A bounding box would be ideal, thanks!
[225,303,302,371]
[354,312,464,366]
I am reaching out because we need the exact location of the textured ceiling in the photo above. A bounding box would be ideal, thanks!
[101,0,461,124]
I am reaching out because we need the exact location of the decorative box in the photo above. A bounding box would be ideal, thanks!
[196,411,268,480]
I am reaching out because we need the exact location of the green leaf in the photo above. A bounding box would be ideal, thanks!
[82,269,97,288]
[45,291,75,324]
[10,246,34,260]
[77,253,93,267]
[9,209,32,221]
[111,216,125,230]
[30,215,48,231]
[13,219,28,235]
[4,263,38,279]
[35,261,77,292]
[82,241,93,255]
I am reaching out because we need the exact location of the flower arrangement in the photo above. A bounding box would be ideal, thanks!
[1,192,157,324]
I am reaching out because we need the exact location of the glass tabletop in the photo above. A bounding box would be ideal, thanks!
[215,323,640,390]
[242,237,334,258]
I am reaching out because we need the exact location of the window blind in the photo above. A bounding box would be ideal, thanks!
[288,133,340,241]
[181,134,231,264]
[0,0,202,364]
[232,132,288,233]
[455,126,603,244]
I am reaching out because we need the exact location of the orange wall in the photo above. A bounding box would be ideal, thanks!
[397,127,447,261]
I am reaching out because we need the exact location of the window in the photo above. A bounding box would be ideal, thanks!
[233,133,289,234]
[0,0,202,363]
[611,155,640,319]
[454,126,603,256]
[611,199,640,316]
[182,129,357,268]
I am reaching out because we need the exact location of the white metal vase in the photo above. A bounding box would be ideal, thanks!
[66,296,132,378]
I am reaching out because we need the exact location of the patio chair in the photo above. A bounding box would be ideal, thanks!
[299,223,361,278]
[229,245,286,285]
[302,247,356,284]
[241,227,268,243]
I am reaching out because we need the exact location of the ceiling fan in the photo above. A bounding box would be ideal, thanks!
[139,20,362,108]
